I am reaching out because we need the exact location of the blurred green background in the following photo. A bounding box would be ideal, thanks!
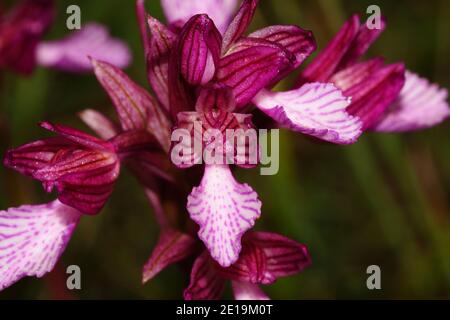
[1,0,450,299]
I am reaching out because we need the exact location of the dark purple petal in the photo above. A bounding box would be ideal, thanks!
[195,83,236,112]
[184,251,226,300]
[161,0,238,34]
[178,14,222,85]
[92,59,171,151]
[373,71,450,132]
[109,129,160,156]
[217,38,294,109]
[217,232,312,284]
[249,25,316,70]
[0,200,81,291]
[295,14,360,86]
[36,23,132,72]
[222,0,258,53]
[345,63,406,130]
[142,229,197,283]
[78,109,119,140]
[147,15,177,111]
[125,150,175,184]
[0,0,54,74]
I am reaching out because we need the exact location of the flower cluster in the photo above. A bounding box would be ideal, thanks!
[0,0,448,299]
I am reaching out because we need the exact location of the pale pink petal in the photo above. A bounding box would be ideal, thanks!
[232,281,270,300]
[161,0,237,33]
[373,71,450,132]
[36,23,131,72]
[78,109,119,140]
[253,83,362,144]
[187,164,261,267]
[0,200,81,290]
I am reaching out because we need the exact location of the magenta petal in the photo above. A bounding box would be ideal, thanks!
[36,23,131,72]
[0,200,81,291]
[195,84,236,112]
[178,14,222,85]
[78,109,119,140]
[253,84,362,144]
[218,232,311,284]
[232,281,270,300]
[161,0,237,34]
[147,15,177,111]
[184,251,226,300]
[373,71,450,132]
[296,15,360,86]
[345,63,405,130]
[222,0,258,52]
[142,229,197,283]
[217,38,293,108]
[0,0,54,74]
[249,25,316,70]
[187,164,261,267]
[92,59,171,151]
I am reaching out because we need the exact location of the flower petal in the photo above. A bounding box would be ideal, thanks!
[0,200,81,291]
[295,14,360,86]
[187,164,261,267]
[249,25,316,70]
[222,0,258,53]
[345,63,405,130]
[232,281,270,300]
[218,232,311,284]
[178,14,222,85]
[217,38,293,109]
[161,0,237,34]
[92,59,171,151]
[36,23,131,72]
[142,229,197,283]
[253,84,362,144]
[0,0,54,74]
[373,71,450,132]
[184,251,226,300]
[147,15,177,111]
[195,84,236,112]
[78,109,119,140]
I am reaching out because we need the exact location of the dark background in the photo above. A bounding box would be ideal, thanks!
[1,0,449,299]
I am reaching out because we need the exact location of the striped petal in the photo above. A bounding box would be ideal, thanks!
[232,281,270,300]
[161,0,237,34]
[218,232,311,284]
[142,229,197,283]
[92,59,171,152]
[0,200,81,291]
[187,164,261,267]
[184,251,226,300]
[253,83,362,144]
[36,23,131,72]
[178,14,222,85]
[78,109,119,140]
[373,71,450,132]
[217,38,294,109]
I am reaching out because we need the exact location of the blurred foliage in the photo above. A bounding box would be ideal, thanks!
[0,0,449,299]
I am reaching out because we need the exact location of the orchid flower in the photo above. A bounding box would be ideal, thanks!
[0,0,131,74]
[294,15,449,132]
[142,228,311,300]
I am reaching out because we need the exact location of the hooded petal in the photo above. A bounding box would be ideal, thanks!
[161,0,237,34]
[373,71,450,132]
[253,83,362,144]
[184,251,226,300]
[195,83,236,112]
[142,229,197,283]
[36,23,131,72]
[344,63,405,130]
[0,0,54,74]
[218,232,311,284]
[217,38,294,109]
[187,164,261,267]
[0,200,81,291]
[232,281,270,300]
[249,25,316,70]
[78,109,119,140]
[222,0,258,53]
[178,14,222,86]
[147,15,177,111]
[92,59,171,151]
